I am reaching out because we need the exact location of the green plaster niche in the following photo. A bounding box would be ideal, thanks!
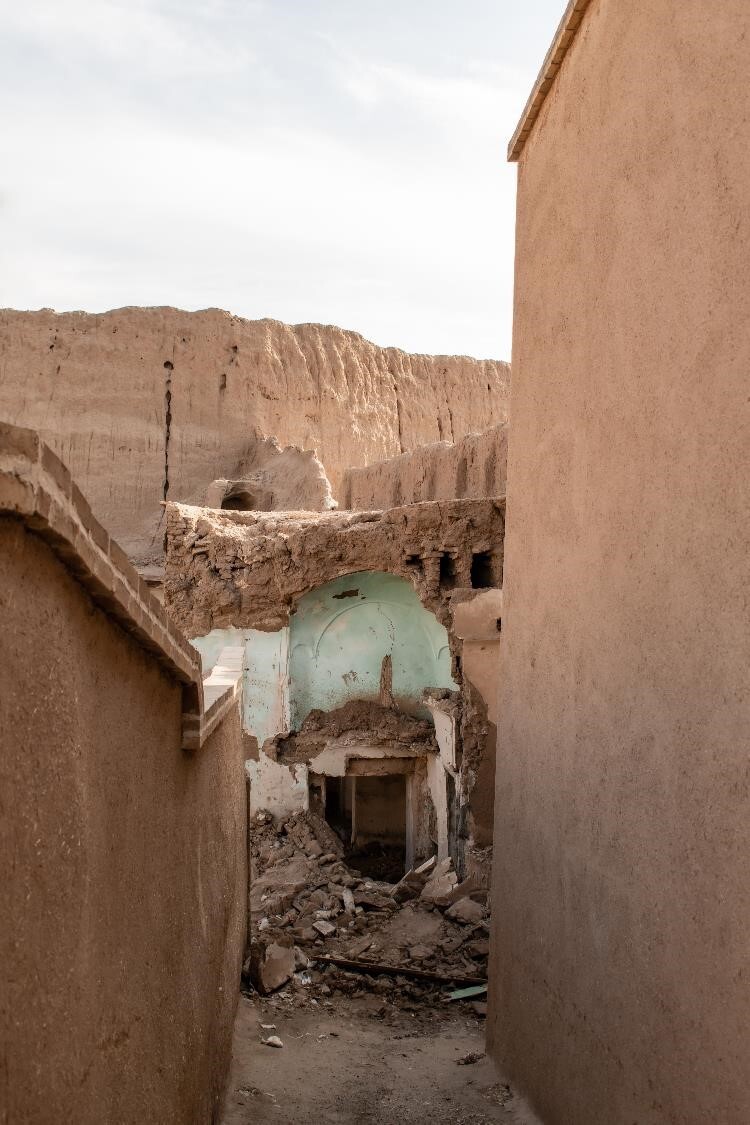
[289,571,456,728]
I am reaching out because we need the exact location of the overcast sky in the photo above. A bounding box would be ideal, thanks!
[1,0,563,359]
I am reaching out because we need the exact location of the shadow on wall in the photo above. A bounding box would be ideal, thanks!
[288,571,457,728]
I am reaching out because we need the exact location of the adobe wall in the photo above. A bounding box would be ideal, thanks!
[339,423,508,510]
[0,521,246,1119]
[0,307,509,565]
[164,498,505,638]
[488,3,750,1124]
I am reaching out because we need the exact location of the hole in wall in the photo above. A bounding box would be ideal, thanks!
[470,551,494,589]
[221,489,256,511]
[219,373,227,391]
[439,552,457,589]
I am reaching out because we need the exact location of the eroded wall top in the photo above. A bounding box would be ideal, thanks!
[0,307,509,565]
[164,497,505,638]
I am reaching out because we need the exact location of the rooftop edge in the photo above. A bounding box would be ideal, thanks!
[0,421,242,750]
[508,0,594,162]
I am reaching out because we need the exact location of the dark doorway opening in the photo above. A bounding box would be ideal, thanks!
[318,776,352,845]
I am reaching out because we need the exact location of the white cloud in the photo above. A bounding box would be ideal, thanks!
[0,0,563,357]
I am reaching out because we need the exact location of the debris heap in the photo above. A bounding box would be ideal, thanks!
[245,810,490,1014]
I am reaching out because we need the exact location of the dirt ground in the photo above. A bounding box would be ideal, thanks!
[221,994,542,1125]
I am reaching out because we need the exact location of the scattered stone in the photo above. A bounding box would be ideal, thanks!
[445,898,485,926]
[342,887,356,914]
[420,858,458,907]
[249,936,295,994]
[457,1050,484,1066]
[408,944,434,961]
[262,1035,284,1049]
[354,890,396,912]
[248,806,491,1015]
[391,855,437,903]
[293,946,310,970]
[346,935,374,957]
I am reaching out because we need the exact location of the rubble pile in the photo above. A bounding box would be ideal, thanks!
[245,810,490,1014]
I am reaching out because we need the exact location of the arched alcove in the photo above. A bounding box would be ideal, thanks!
[289,571,456,728]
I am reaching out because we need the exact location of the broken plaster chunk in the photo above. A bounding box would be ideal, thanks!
[342,888,356,914]
[391,855,437,902]
[313,919,337,938]
[293,946,310,970]
[445,897,485,925]
[249,936,295,995]
[262,1035,284,1049]
[419,872,458,908]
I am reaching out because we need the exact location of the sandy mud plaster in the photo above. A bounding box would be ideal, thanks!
[164,497,505,639]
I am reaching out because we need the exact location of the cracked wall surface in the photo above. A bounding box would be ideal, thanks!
[0,307,509,566]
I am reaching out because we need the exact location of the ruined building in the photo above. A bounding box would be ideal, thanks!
[165,498,504,883]
[1,313,510,1122]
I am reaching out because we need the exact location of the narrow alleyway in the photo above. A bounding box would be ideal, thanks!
[221,994,539,1125]
[221,809,541,1125]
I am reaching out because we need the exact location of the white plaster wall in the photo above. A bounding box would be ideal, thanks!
[243,627,290,746]
[192,626,290,747]
[245,755,308,819]
[428,707,458,773]
[426,754,450,861]
[191,626,248,676]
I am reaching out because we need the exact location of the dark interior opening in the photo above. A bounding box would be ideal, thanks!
[470,551,494,588]
[439,552,457,588]
[348,773,407,881]
[313,771,407,880]
[221,489,255,511]
[320,776,352,842]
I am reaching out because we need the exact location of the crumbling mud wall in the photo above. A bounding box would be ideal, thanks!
[164,498,505,638]
[0,307,509,565]
[205,433,335,513]
[489,1,750,1123]
[340,423,508,510]
[0,430,247,1124]
[166,501,504,880]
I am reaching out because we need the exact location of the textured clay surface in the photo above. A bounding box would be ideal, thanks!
[0,517,247,1125]
[0,307,509,564]
[164,498,505,637]
[340,423,508,510]
[205,433,335,513]
[489,2,750,1123]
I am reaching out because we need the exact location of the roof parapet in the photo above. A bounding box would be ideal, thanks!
[508,0,594,162]
[0,421,242,750]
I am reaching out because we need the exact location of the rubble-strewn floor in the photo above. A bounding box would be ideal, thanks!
[222,811,544,1123]
[248,810,490,995]
[221,995,541,1125]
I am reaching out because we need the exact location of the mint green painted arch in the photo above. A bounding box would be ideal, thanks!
[289,571,456,728]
